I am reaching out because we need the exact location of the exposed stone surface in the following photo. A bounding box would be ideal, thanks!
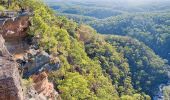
[0,12,60,100]
[0,15,30,39]
[0,35,10,57]
[24,84,49,100]
[0,58,23,100]
[23,72,61,100]
[21,49,60,78]
[0,14,31,57]
[5,37,30,56]
[0,35,23,100]
[0,15,60,78]
[0,35,24,100]
[24,85,41,100]
[31,72,60,100]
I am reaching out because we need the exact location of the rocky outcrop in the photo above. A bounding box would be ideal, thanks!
[0,13,31,57]
[0,35,23,100]
[23,72,61,100]
[0,12,60,100]
[31,72,60,100]
[21,49,60,78]
[0,58,23,100]
[0,15,30,39]
[24,85,41,100]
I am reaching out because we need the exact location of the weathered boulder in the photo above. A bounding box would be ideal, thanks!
[31,72,60,100]
[24,84,49,100]
[0,57,23,100]
[23,72,61,100]
[22,49,60,78]
[24,85,41,100]
[0,35,24,100]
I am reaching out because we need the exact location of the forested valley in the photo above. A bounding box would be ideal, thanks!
[0,0,170,100]
[46,0,170,99]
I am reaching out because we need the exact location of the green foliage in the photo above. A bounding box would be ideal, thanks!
[8,0,168,99]
[90,13,170,65]
[77,25,151,99]
[49,39,120,100]
[84,34,134,96]
[25,1,120,99]
[48,0,170,66]
[106,35,169,96]
[121,94,151,100]
[0,0,21,10]
[0,5,5,11]
[68,39,120,100]
[58,72,92,100]
[163,86,170,100]
[22,78,33,87]
[22,0,73,54]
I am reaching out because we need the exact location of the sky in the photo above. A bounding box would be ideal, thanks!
[44,0,170,5]
[44,0,170,2]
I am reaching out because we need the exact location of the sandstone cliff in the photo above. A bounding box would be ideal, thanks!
[0,13,60,100]
[31,72,60,100]
[0,35,23,100]
[0,15,30,39]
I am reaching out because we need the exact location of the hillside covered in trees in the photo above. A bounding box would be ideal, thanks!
[46,0,170,66]
[90,13,170,65]
[1,0,170,100]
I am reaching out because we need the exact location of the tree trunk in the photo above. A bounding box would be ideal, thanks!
[8,0,12,8]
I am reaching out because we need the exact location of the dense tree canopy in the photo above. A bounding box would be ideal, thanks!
[1,0,169,99]
[105,36,169,96]
[90,13,170,65]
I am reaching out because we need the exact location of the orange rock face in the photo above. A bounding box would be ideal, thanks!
[0,15,30,39]
[0,15,31,56]
[31,72,58,100]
